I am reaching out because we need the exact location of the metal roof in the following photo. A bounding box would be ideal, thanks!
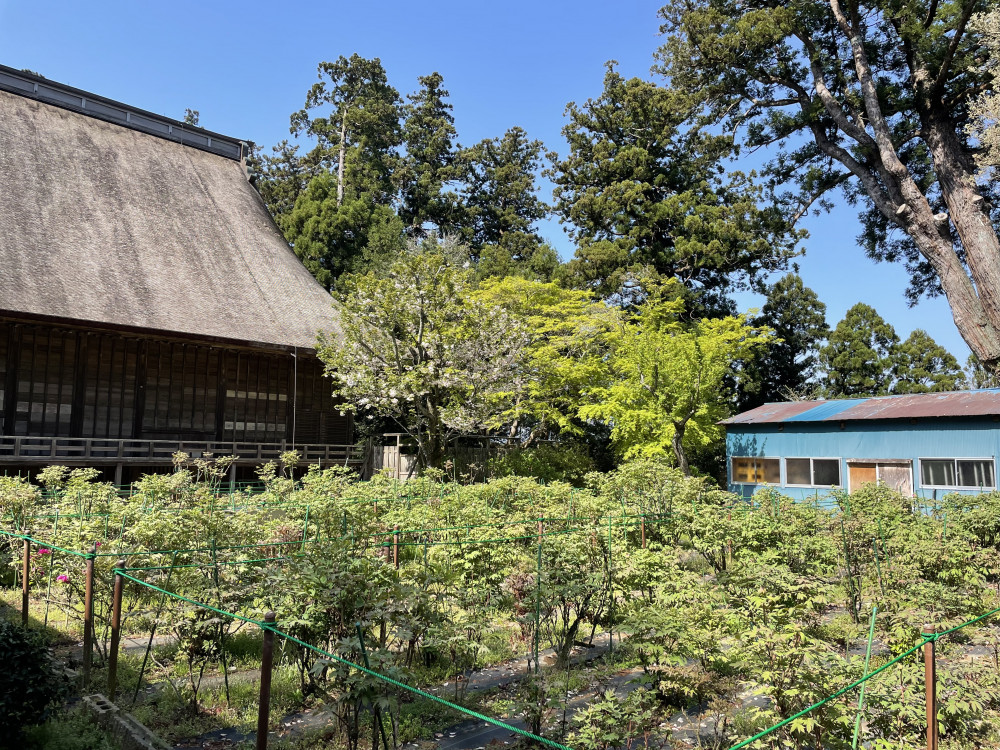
[0,64,246,161]
[721,389,1000,425]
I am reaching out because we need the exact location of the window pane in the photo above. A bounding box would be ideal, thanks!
[921,460,956,487]
[813,459,841,487]
[732,457,755,483]
[957,460,995,489]
[786,458,811,485]
[761,458,780,484]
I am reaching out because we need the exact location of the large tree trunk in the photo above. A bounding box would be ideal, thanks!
[671,422,690,476]
[337,115,346,207]
[814,0,1000,372]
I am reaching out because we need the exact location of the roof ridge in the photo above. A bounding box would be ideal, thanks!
[0,63,247,161]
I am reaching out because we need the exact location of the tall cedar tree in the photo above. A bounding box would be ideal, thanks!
[820,303,899,397]
[548,64,801,305]
[893,330,967,393]
[397,73,462,236]
[284,55,402,287]
[459,127,552,274]
[658,0,1000,370]
[737,274,828,410]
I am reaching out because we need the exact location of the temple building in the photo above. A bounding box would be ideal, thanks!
[0,65,356,483]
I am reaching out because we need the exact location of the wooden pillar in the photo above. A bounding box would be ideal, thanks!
[257,612,276,750]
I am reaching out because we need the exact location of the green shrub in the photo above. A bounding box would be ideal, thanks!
[489,442,595,485]
[0,619,66,747]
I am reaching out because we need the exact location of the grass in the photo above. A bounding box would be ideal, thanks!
[21,706,124,750]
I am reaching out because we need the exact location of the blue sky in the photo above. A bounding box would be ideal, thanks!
[0,0,968,360]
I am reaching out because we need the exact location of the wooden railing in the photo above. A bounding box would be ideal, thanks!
[0,436,365,465]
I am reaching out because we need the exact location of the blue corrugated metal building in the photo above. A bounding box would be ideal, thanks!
[722,390,1000,500]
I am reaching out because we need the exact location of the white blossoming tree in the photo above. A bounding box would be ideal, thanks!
[318,239,528,468]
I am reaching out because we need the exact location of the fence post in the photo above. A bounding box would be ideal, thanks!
[108,559,126,699]
[257,611,276,750]
[21,533,31,626]
[534,539,542,675]
[393,525,400,569]
[640,516,646,549]
[83,542,96,684]
[924,624,938,750]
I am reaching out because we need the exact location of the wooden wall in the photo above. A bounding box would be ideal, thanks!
[0,318,351,444]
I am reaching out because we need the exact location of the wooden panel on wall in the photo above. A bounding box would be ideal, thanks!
[0,321,7,433]
[80,333,139,439]
[1,318,352,448]
[15,326,77,436]
[222,350,290,443]
[142,341,220,440]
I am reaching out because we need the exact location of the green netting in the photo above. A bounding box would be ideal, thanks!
[117,571,572,750]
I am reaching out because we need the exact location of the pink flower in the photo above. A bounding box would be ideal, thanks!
[95,542,102,547]
[56,574,69,582]
[36,548,51,555]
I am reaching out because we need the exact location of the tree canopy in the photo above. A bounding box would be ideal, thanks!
[657,0,1000,370]
[549,65,802,306]
[581,291,773,473]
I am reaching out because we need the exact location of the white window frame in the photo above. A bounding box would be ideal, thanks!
[730,456,781,485]
[783,457,843,488]
[917,457,996,491]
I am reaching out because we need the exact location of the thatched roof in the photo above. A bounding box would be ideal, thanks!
[0,77,338,351]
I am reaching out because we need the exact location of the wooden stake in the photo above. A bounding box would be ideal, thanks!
[257,612,276,750]
[924,624,938,750]
[83,543,96,684]
[21,534,31,626]
[108,560,126,699]
[393,525,400,569]
[640,516,646,549]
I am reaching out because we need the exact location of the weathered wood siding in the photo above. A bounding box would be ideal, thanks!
[0,318,351,445]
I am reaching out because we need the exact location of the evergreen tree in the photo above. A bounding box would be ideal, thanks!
[459,127,551,276]
[737,274,828,410]
[893,330,966,393]
[966,354,1000,389]
[281,55,403,287]
[397,73,461,236]
[249,140,310,239]
[549,64,801,303]
[820,303,899,397]
[290,54,401,205]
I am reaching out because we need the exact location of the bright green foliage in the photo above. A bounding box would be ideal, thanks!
[549,64,801,302]
[820,303,900,397]
[656,0,1000,368]
[317,240,526,468]
[459,127,552,277]
[397,73,461,236]
[473,276,615,441]
[737,273,829,410]
[7,462,1000,748]
[581,293,773,473]
[893,329,967,394]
